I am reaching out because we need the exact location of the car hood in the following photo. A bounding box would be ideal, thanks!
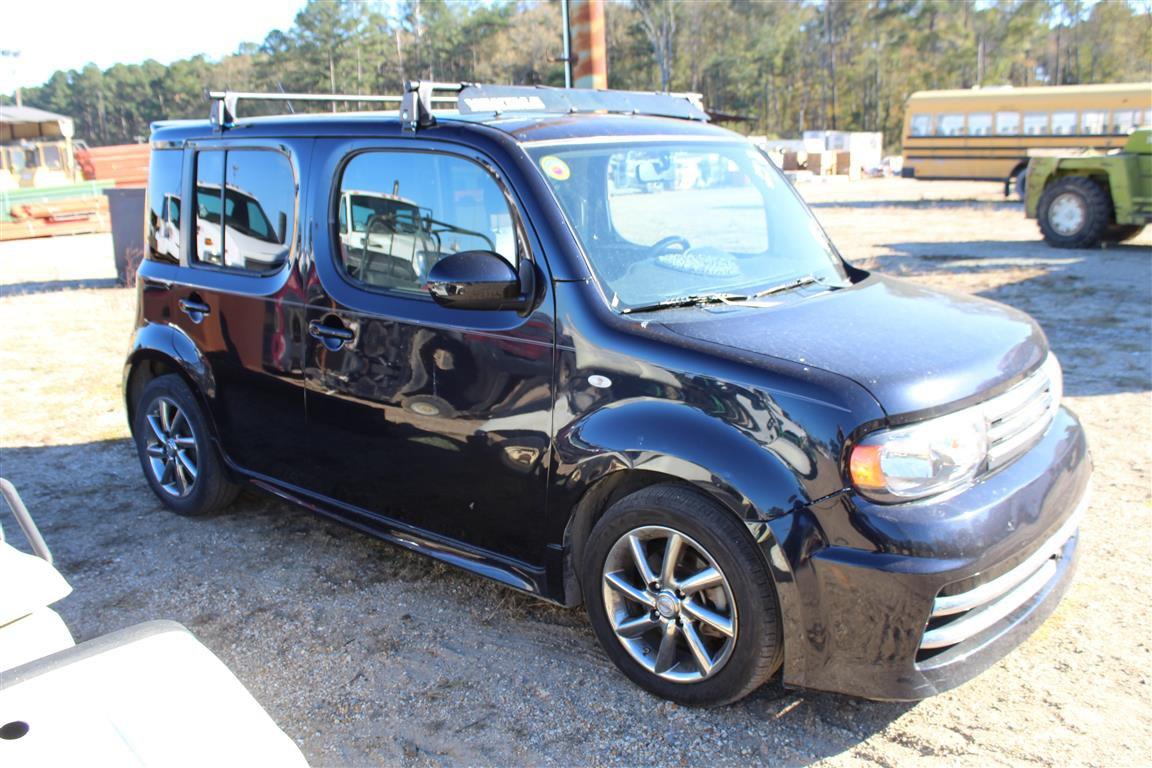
[656,274,1048,418]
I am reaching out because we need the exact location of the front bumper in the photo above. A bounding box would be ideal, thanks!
[767,405,1090,700]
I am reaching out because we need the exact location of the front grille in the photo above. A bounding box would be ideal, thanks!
[917,488,1087,659]
[983,355,1062,472]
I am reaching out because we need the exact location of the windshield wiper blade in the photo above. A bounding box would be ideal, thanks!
[620,292,748,314]
[750,275,822,299]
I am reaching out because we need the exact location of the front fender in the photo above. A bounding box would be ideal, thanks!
[552,398,828,680]
[557,399,814,524]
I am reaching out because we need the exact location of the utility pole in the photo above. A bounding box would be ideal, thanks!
[561,0,573,88]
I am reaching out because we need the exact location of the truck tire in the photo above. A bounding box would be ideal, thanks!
[1103,224,1145,244]
[1036,176,1111,249]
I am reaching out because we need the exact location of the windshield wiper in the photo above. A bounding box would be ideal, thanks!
[620,292,748,314]
[620,277,826,315]
[750,274,823,299]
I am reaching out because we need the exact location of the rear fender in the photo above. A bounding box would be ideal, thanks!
[123,322,217,425]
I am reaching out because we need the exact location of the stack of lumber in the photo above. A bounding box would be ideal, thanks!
[0,181,114,240]
[77,144,150,187]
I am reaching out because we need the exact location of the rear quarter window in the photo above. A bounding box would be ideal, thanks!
[145,148,183,264]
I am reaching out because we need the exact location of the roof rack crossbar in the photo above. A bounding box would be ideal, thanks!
[205,82,710,131]
[205,89,456,130]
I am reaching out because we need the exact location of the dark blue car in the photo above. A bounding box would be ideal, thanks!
[125,84,1090,706]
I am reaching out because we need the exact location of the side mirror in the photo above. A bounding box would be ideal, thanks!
[277,211,288,244]
[426,251,525,311]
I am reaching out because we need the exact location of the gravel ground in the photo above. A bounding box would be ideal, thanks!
[1,179,1149,766]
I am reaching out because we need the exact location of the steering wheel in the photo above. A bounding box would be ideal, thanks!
[647,235,691,257]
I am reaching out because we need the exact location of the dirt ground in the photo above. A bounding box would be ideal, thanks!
[1,178,1149,767]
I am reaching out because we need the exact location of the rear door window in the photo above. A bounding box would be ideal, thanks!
[193,149,294,273]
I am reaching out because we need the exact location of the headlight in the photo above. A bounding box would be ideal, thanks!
[849,353,1062,502]
[850,407,987,501]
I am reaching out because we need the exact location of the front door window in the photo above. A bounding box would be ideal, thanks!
[336,151,518,293]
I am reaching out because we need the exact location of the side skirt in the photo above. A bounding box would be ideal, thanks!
[228,467,559,604]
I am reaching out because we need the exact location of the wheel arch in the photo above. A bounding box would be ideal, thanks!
[555,399,812,607]
[123,324,217,428]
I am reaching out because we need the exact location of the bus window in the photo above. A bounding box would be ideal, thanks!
[909,114,932,137]
[937,114,965,136]
[1110,108,1147,132]
[996,112,1021,135]
[1023,113,1048,135]
[968,113,992,136]
[1051,112,1077,136]
[1082,111,1107,134]
[1116,110,1132,133]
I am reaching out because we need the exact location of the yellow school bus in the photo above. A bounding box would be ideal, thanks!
[901,82,1152,192]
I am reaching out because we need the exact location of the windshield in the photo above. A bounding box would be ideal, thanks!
[527,140,846,310]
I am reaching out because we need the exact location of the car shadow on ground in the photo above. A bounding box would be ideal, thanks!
[871,240,1151,398]
[2,437,915,764]
[0,277,121,297]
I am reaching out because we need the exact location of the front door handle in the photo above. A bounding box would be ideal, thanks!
[309,319,354,351]
[178,297,211,323]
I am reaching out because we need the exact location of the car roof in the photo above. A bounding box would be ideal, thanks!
[150,111,737,146]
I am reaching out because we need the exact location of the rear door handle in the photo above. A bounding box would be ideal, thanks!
[309,319,354,350]
[178,298,211,322]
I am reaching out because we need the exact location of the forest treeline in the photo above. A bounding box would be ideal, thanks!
[7,0,1151,150]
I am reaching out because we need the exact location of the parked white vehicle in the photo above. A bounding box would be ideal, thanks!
[0,479,306,766]
[195,182,289,270]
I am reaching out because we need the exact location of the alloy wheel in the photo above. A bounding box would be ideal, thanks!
[143,397,199,498]
[601,525,738,683]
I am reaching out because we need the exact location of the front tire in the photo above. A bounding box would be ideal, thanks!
[132,374,239,516]
[583,485,783,707]
[1037,176,1111,249]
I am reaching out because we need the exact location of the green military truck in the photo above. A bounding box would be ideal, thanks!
[1025,128,1150,248]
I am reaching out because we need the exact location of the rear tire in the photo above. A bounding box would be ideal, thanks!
[1014,172,1027,200]
[1036,176,1111,249]
[132,374,239,516]
[582,484,783,707]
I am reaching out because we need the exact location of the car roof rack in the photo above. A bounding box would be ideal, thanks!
[207,81,709,132]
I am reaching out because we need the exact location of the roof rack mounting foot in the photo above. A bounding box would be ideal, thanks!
[401,81,435,132]
[208,90,238,131]
[401,81,470,132]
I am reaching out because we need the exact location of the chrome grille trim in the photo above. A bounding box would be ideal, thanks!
[920,488,1087,651]
[983,356,1062,472]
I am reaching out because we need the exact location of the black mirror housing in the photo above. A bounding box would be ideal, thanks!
[426,251,525,311]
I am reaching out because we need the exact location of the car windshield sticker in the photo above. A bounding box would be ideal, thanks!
[540,155,571,181]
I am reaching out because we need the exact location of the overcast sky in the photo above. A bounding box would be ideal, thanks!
[0,0,307,91]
